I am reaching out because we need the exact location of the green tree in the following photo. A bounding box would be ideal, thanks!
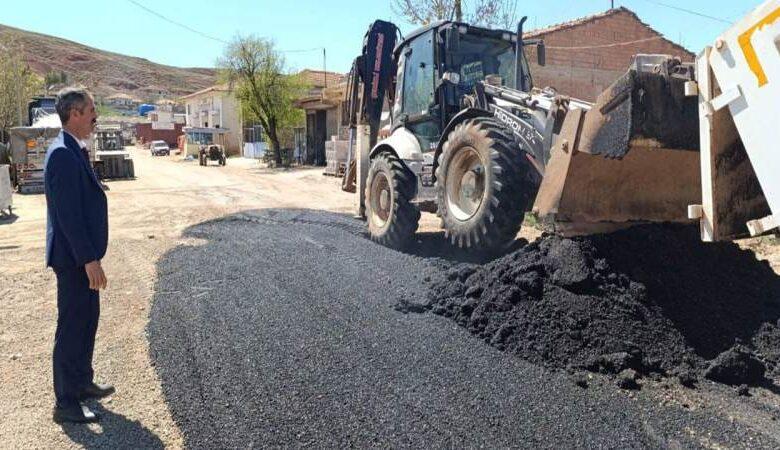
[0,35,40,139]
[218,35,307,166]
[43,70,68,94]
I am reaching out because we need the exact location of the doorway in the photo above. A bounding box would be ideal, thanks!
[305,110,327,166]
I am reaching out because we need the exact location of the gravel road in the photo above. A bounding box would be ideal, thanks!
[148,209,780,448]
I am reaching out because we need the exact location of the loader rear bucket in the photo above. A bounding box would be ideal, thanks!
[533,55,705,235]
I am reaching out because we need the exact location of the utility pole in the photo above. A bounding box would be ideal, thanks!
[323,48,327,87]
[611,1,615,8]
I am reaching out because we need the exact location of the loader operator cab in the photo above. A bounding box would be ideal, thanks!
[391,22,539,152]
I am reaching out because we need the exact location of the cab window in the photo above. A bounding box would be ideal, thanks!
[401,30,435,117]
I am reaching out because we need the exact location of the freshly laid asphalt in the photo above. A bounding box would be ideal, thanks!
[148,209,779,448]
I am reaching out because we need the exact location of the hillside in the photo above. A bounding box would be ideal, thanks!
[0,23,217,100]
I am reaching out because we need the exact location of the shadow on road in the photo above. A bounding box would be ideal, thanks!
[59,402,163,450]
[248,166,314,176]
[584,225,780,362]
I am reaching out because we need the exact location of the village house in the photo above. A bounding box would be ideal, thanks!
[104,93,141,110]
[180,84,244,156]
[294,70,347,166]
[147,101,186,126]
[179,84,269,158]
[154,98,187,115]
[525,7,694,101]
[136,100,185,149]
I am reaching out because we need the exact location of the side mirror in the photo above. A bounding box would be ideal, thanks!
[537,42,546,67]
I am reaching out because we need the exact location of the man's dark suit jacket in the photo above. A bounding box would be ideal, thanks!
[44,131,108,269]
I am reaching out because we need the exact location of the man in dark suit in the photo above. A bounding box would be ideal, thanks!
[45,87,115,424]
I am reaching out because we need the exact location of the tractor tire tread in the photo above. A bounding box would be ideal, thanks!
[436,117,537,251]
[365,152,420,249]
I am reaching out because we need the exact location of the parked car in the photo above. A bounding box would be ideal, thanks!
[150,140,170,156]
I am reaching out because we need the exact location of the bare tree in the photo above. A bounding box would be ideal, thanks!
[218,35,307,166]
[472,0,519,29]
[392,0,518,29]
[0,35,40,139]
[392,0,458,23]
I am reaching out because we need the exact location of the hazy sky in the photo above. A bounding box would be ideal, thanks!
[1,0,761,74]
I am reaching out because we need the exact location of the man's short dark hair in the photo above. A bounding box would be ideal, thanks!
[55,86,93,125]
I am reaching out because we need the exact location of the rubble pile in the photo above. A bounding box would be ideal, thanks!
[422,225,780,387]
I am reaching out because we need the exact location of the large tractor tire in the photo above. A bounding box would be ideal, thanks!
[436,117,539,251]
[125,159,135,178]
[106,159,116,178]
[365,151,420,249]
[93,161,105,180]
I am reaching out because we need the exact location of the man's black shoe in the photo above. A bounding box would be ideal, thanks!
[53,404,99,424]
[79,382,115,400]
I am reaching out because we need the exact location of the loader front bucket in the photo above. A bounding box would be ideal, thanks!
[533,55,704,235]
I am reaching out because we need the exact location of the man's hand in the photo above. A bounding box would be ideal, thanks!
[85,261,107,291]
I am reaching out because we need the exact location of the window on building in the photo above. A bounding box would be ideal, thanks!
[244,125,264,143]
[186,132,214,145]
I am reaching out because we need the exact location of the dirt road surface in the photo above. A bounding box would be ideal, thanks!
[1,145,779,448]
[0,146,362,448]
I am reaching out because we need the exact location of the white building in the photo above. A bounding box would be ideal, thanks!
[105,93,140,110]
[180,84,245,156]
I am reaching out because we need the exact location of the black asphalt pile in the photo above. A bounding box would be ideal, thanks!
[423,225,780,387]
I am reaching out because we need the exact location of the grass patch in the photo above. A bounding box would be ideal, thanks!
[523,212,541,230]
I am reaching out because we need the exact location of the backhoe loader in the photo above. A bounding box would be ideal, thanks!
[343,0,780,250]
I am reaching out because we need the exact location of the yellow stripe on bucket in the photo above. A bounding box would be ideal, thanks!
[739,6,780,87]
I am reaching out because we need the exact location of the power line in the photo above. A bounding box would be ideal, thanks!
[127,0,327,56]
[635,0,732,24]
[125,0,229,44]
